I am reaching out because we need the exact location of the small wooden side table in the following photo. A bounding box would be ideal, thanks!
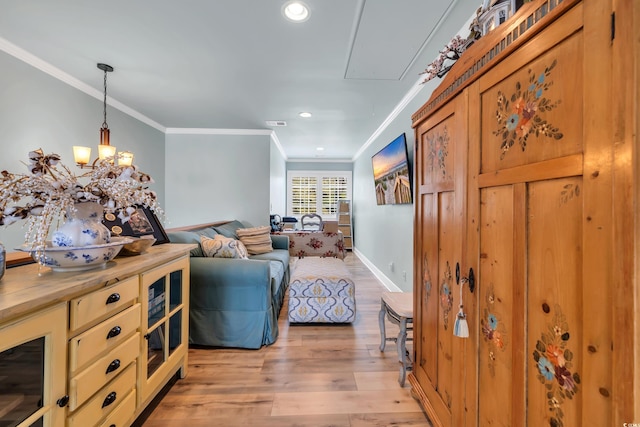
[378,291,414,386]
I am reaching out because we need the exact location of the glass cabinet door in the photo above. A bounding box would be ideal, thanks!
[139,257,189,403]
[0,304,67,427]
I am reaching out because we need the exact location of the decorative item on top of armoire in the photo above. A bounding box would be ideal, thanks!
[410,0,636,425]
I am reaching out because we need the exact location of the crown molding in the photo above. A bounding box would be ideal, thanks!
[0,37,166,133]
[351,75,425,161]
[165,128,288,160]
[165,128,272,135]
[269,131,288,161]
[287,158,353,163]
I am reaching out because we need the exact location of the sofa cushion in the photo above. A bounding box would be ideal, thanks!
[269,260,285,296]
[167,230,206,257]
[201,235,248,259]
[213,220,247,238]
[198,227,219,239]
[237,226,273,255]
[250,248,289,270]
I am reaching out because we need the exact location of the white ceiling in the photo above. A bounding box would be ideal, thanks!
[0,0,474,160]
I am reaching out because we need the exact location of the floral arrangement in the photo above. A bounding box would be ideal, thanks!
[419,35,470,83]
[0,149,162,253]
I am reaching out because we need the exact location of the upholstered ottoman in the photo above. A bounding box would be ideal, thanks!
[288,257,356,323]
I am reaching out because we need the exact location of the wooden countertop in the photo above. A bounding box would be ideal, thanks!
[0,243,196,325]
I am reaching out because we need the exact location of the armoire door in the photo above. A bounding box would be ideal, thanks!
[469,1,612,425]
[412,92,474,427]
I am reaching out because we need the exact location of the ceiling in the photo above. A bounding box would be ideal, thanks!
[0,0,473,160]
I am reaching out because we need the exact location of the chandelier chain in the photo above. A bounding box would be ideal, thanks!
[102,69,108,129]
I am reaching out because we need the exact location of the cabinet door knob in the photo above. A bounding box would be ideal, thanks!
[105,359,121,374]
[56,395,69,407]
[102,391,117,408]
[106,326,122,339]
[106,293,121,304]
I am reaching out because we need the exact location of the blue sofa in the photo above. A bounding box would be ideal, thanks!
[166,220,290,349]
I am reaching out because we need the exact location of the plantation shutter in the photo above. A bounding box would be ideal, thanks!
[321,176,348,216]
[287,171,352,219]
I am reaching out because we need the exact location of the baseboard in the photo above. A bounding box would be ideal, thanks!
[352,246,403,292]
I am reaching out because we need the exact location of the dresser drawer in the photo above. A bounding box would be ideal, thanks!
[69,332,139,411]
[67,362,136,427]
[69,275,139,332]
[97,387,136,427]
[69,304,141,374]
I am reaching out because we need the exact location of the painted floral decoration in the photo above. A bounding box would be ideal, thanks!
[426,126,449,179]
[560,183,580,205]
[532,305,580,427]
[0,149,162,255]
[423,254,432,302]
[494,60,563,160]
[481,285,508,376]
[440,262,453,329]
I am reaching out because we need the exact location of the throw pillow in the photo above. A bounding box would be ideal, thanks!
[200,235,248,259]
[213,220,247,239]
[236,226,273,255]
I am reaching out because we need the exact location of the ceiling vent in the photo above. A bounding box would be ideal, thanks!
[265,120,287,127]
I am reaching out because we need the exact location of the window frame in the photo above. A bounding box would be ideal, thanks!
[286,170,352,221]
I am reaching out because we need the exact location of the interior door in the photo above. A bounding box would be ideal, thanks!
[413,92,470,427]
[471,5,611,424]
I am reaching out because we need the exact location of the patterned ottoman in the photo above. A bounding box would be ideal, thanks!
[288,257,356,323]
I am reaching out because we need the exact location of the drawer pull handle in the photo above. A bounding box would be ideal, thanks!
[106,359,121,374]
[102,391,117,408]
[106,293,121,304]
[106,326,122,339]
[56,395,69,407]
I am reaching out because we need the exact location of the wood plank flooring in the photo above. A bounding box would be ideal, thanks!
[139,253,430,427]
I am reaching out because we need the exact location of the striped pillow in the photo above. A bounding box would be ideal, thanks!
[236,226,273,255]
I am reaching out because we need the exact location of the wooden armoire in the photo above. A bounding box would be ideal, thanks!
[410,0,639,426]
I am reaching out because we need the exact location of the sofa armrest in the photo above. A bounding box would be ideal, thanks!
[189,257,272,311]
[270,234,289,250]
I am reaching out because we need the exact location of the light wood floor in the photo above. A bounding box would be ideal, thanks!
[139,253,430,427]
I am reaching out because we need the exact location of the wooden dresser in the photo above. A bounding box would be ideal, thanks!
[0,243,194,427]
[410,0,638,425]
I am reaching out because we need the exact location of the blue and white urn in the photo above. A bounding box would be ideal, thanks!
[52,202,111,247]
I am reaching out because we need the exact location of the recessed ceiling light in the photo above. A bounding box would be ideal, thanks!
[282,1,310,22]
[299,112,312,118]
[316,147,324,151]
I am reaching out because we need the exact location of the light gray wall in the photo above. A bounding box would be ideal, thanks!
[164,133,271,229]
[0,52,165,251]
[352,77,446,292]
[270,141,286,216]
[351,3,474,292]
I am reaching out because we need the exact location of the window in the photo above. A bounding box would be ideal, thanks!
[287,171,352,220]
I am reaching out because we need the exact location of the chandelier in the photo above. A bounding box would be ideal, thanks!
[73,63,133,168]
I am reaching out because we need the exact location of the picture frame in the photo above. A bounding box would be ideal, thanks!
[102,205,169,245]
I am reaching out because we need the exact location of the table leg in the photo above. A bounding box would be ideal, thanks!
[398,317,408,386]
[378,299,387,352]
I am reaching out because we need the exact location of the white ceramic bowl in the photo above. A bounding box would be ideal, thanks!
[18,237,133,272]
